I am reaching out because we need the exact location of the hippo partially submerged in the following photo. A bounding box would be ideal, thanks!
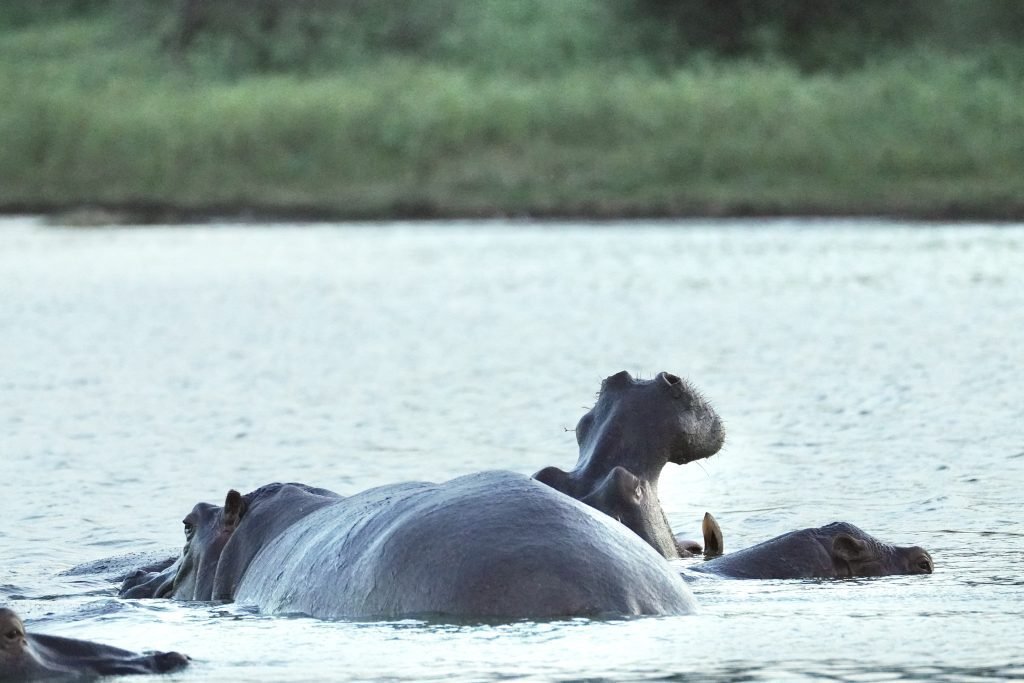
[121,471,696,620]
[534,370,724,559]
[0,608,188,680]
[532,372,933,582]
[691,514,934,579]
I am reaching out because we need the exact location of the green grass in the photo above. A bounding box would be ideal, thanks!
[2,13,1023,220]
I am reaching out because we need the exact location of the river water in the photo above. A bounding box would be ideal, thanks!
[1,217,1021,682]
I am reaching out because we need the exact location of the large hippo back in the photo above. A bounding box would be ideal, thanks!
[236,471,696,619]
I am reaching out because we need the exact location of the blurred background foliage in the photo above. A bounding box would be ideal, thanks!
[1,0,1023,218]
[5,0,1023,75]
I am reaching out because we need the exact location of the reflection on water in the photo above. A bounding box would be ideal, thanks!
[1,218,1022,681]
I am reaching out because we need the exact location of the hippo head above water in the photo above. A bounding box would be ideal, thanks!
[168,489,247,600]
[121,483,341,601]
[0,607,188,679]
[693,517,934,580]
[534,370,725,559]
[121,491,243,600]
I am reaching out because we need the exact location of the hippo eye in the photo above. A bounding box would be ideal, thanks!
[4,628,20,640]
[917,559,932,572]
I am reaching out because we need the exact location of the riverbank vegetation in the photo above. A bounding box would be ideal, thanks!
[2,1,1023,220]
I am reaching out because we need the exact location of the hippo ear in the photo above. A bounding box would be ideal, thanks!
[222,489,247,531]
[832,533,869,562]
[533,466,571,495]
[609,466,642,504]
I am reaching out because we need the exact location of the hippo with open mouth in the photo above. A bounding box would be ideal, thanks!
[0,608,188,680]
[534,370,725,559]
[531,372,932,579]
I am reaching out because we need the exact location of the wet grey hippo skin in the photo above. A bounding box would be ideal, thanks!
[691,514,934,579]
[120,472,697,620]
[534,370,724,559]
[0,608,188,680]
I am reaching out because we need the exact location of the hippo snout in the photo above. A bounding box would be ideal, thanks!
[708,415,725,451]
[908,548,933,574]
[672,404,725,464]
[154,651,192,673]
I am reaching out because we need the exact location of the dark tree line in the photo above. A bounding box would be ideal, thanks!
[3,0,1023,74]
[638,0,1024,70]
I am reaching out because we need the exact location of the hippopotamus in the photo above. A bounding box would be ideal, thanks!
[122,482,340,601]
[0,608,188,680]
[690,513,934,579]
[121,471,697,620]
[534,370,724,559]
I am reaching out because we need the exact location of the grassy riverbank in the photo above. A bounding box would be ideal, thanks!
[3,6,1023,221]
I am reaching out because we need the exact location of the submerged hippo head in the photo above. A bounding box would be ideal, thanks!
[535,370,724,558]
[694,517,934,579]
[1,609,40,680]
[120,483,340,602]
[121,490,246,600]
[171,490,247,600]
[1,607,189,678]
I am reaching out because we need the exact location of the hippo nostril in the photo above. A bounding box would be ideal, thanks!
[603,370,633,391]
[660,372,686,399]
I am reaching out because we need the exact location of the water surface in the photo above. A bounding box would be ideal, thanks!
[1,218,1021,681]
